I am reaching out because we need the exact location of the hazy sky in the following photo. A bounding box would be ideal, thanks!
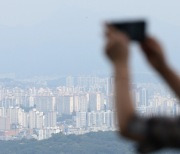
[0,0,180,77]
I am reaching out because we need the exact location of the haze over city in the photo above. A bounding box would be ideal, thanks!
[0,0,179,77]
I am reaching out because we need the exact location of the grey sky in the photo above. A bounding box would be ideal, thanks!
[0,0,179,77]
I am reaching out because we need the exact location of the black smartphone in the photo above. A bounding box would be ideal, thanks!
[109,20,146,41]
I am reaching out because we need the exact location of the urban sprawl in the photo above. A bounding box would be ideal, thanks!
[0,76,179,140]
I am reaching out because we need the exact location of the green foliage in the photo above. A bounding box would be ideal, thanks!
[0,131,179,154]
[0,131,136,154]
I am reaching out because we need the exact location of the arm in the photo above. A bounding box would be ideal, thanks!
[105,26,142,140]
[140,37,180,99]
[114,61,135,135]
[158,63,180,99]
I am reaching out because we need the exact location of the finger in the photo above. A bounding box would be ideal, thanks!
[105,26,119,39]
[142,36,160,48]
[106,30,129,45]
[104,24,130,47]
[140,37,153,55]
[140,43,150,55]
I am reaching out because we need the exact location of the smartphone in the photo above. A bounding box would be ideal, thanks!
[109,20,146,41]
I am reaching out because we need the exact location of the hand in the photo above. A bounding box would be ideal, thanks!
[140,37,167,71]
[105,25,130,65]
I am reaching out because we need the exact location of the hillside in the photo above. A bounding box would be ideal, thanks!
[0,131,179,154]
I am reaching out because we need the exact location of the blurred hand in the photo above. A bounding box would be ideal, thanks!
[140,37,166,70]
[105,25,130,65]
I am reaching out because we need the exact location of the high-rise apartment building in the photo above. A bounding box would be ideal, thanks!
[76,112,87,128]
[56,95,73,115]
[89,93,104,111]
[45,111,57,127]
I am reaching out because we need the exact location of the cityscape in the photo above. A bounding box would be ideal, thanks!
[0,75,179,141]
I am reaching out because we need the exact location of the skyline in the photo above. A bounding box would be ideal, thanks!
[0,75,177,141]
